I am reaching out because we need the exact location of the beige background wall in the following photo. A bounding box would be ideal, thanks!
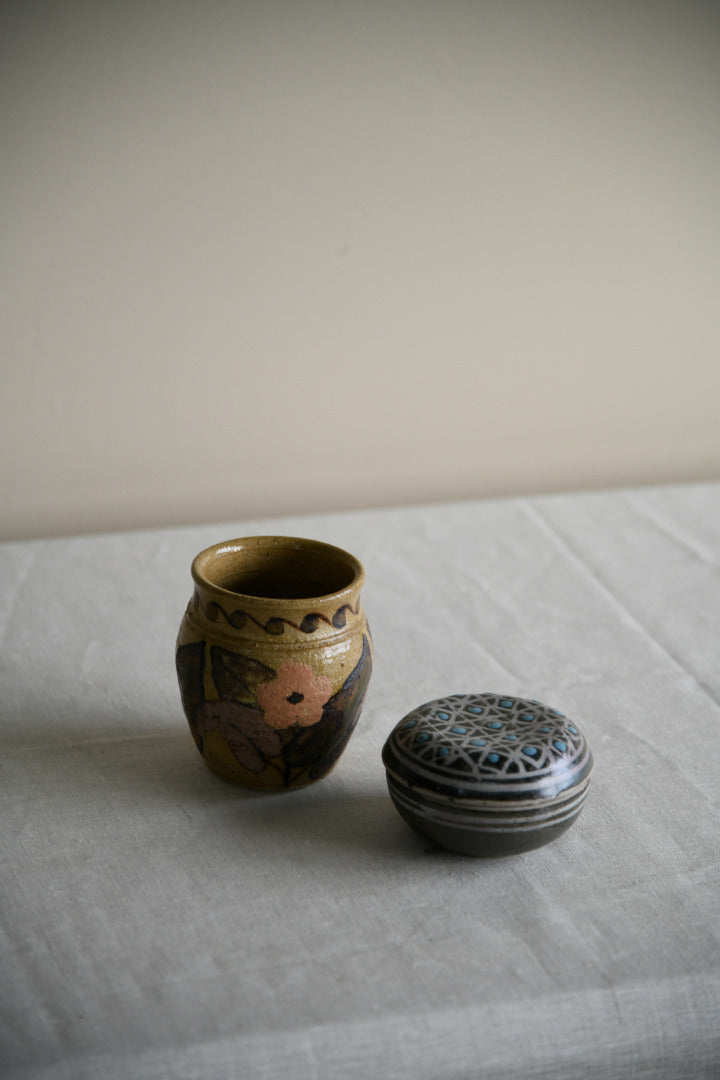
[2,1,719,541]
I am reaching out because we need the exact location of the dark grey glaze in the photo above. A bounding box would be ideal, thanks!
[382,693,593,856]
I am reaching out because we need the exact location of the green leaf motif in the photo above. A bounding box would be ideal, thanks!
[176,641,206,747]
[210,646,276,705]
[198,700,282,772]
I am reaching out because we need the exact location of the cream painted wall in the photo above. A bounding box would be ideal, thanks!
[2,1,719,540]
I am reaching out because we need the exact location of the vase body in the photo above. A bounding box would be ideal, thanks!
[176,536,372,791]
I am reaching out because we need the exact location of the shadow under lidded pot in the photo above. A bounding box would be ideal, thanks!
[176,536,372,791]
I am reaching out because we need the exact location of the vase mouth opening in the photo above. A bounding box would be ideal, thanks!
[191,535,364,604]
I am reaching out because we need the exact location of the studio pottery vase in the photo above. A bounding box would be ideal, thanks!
[176,536,372,790]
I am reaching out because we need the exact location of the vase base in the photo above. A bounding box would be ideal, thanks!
[199,731,333,791]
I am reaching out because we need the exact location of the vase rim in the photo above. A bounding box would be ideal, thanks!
[191,534,366,608]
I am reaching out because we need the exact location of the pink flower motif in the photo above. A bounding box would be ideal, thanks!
[257,661,333,729]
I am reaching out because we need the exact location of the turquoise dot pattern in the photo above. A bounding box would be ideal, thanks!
[396,693,587,782]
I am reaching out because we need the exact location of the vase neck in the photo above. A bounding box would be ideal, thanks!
[189,582,364,644]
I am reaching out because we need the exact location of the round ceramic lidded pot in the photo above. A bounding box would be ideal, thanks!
[176,536,372,791]
[382,693,592,855]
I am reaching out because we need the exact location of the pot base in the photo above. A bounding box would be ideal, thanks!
[388,783,581,856]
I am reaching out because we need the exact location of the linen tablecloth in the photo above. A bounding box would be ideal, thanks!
[2,483,719,1079]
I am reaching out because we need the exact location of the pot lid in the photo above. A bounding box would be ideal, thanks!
[382,693,593,803]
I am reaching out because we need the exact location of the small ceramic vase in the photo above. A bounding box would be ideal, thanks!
[176,536,372,791]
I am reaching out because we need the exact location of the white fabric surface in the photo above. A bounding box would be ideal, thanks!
[1,484,719,1079]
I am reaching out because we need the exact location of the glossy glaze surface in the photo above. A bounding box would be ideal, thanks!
[177,536,372,790]
[383,693,592,855]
